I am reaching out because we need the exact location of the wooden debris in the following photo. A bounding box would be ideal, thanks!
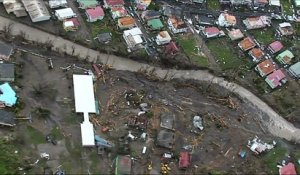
[224,147,232,157]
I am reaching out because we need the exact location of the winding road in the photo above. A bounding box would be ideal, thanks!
[1,16,300,143]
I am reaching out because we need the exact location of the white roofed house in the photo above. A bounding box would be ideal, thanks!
[156,31,171,45]
[21,0,50,22]
[55,8,76,21]
[243,16,271,30]
[123,27,144,52]
[49,0,67,9]
[73,75,96,147]
[3,0,27,17]
[278,22,294,36]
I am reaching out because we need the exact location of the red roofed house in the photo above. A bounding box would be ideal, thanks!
[86,6,104,22]
[179,151,191,169]
[238,37,256,51]
[202,27,220,38]
[255,59,276,77]
[103,0,124,8]
[63,18,80,32]
[268,41,284,54]
[265,69,287,89]
[249,48,264,62]
[165,41,179,55]
[279,163,297,175]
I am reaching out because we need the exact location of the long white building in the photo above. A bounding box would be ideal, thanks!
[73,74,96,147]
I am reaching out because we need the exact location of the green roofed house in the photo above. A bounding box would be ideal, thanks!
[276,50,294,65]
[147,18,164,30]
[115,155,132,175]
[77,0,98,9]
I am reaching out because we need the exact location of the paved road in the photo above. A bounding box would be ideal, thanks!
[1,16,300,143]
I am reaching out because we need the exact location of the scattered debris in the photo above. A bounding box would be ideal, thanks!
[238,149,247,158]
[160,163,171,175]
[182,145,193,151]
[193,115,204,130]
[127,115,147,131]
[40,152,50,160]
[247,136,276,155]
[124,89,145,106]
[94,135,114,148]
[207,96,237,109]
[46,134,57,145]
[142,146,147,154]
[127,131,137,141]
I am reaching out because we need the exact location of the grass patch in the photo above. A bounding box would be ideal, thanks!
[293,151,300,171]
[249,29,275,46]
[252,77,270,94]
[88,19,113,38]
[51,127,64,140]
[0,139,22,174]
[263,147,288,173]
[207,0,220,10]
[206,38,246,70]
[176,35,209,67]
[282,0,293,15]
[26,125,45,144]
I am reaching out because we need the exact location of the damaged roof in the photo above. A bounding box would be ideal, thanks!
[115,155,132,175]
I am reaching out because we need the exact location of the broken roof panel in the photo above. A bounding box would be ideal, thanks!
[156,129,175,149]
[115,155,132,175]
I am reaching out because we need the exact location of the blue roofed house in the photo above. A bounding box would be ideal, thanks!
[0,83,17,107]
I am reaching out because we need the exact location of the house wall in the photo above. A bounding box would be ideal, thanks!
[32,15,51,22]
[0,77,14,82]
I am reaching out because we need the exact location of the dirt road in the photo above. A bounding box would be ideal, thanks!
[1,16,300,143]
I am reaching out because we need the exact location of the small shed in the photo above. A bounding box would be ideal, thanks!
[97,33,112,44]
[0,42,13,61]
[160,113,175,130]
[179,151,191,169]
[0,110,16,127]
[0,63,15,82]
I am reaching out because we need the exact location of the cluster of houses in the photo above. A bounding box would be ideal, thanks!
[0,42,17,127]
[198,11,300,89]
[0,42,17,107]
